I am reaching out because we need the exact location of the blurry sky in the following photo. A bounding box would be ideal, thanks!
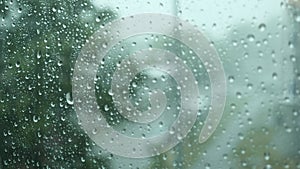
[92,0,284,39]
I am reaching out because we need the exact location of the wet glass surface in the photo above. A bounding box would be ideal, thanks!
[0,0,299,168]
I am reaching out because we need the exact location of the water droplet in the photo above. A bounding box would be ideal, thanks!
[264,152,270,160]
[238,132,244,140]
[104,105,109,111]
[96,16,101,22]
[272,73,278,80]
[162,154,167,160]
[223,154,228,159]
[92,128,97,134]
[177,134,183,140]
[286,127,292,133]
[108,89,114,96]
[247,83,253,90]
[37,51,41,59]
[265,164,272,169]
[33,115,39,123]
[290,55,296,62]
[102,43,107,48]
[247,118,253,124]
[236,92,242,99]
[17,8,22,13]
[37,132,42,138]
[284,97,290,103]
[289,41,294,48]
[230,103,236,109]
[232,40,238,46]
[257,66,262,73]
[247,34,255,42]
[15,61,20,68]
[295,15,300,22]
[61,116,66,121]
[169,127,175,135]
[258,23,266,31]
[57,61,63,66]
[159,121,163,127]
[66,93,73,105]
[132,82,137,88]
[228,76,235,83]
[205,163,211,169]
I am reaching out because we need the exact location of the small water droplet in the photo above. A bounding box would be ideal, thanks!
[238,132,244,140]
[177,134,183,140]
[33,115,39,123]
[228,76,235,83]
[257,66,262,73]
[247,34,255,42]
[37,132,42,138]
[96,16,101,22]
[57,61,63,66]
[295,15,300,22]
[169,127,175,135]
[290,55,296,62]
[102,43,107,48]
[236,92,242,99]
[132,82,137,88]
[108,89,114,96]
[104,105,109,111]
[232,40,238,46]
[37,51,41,59]
[17,8,22,13]
[265,164,272,169]
[61,116,66,121]
[230,103,236,109]
[272,73,278,80]
[15,61,20,68]
[258,23,266,31]
[247,118,253,124]
[159,121,163,127]
[162,154,167,160]
[247,83,253,90]
[264,152,270,160]
[286,127,292,133]
[152,78,157,83]
[289,41,294,48]
[92,128,97,134]
[205,163,211,169]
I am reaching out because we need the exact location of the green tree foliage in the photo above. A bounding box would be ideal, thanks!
[0,0,115,168]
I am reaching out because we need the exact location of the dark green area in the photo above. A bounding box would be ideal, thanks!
[0,0,115,168]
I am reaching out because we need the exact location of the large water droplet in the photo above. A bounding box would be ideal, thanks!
[66,92,73,105]
[258,23,266,31]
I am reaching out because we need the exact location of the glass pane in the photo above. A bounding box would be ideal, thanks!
[1,0,299,168]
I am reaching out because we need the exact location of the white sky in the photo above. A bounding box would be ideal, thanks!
[92,0,284,39]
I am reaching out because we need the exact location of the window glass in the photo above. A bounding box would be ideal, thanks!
[0,0,299,168]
